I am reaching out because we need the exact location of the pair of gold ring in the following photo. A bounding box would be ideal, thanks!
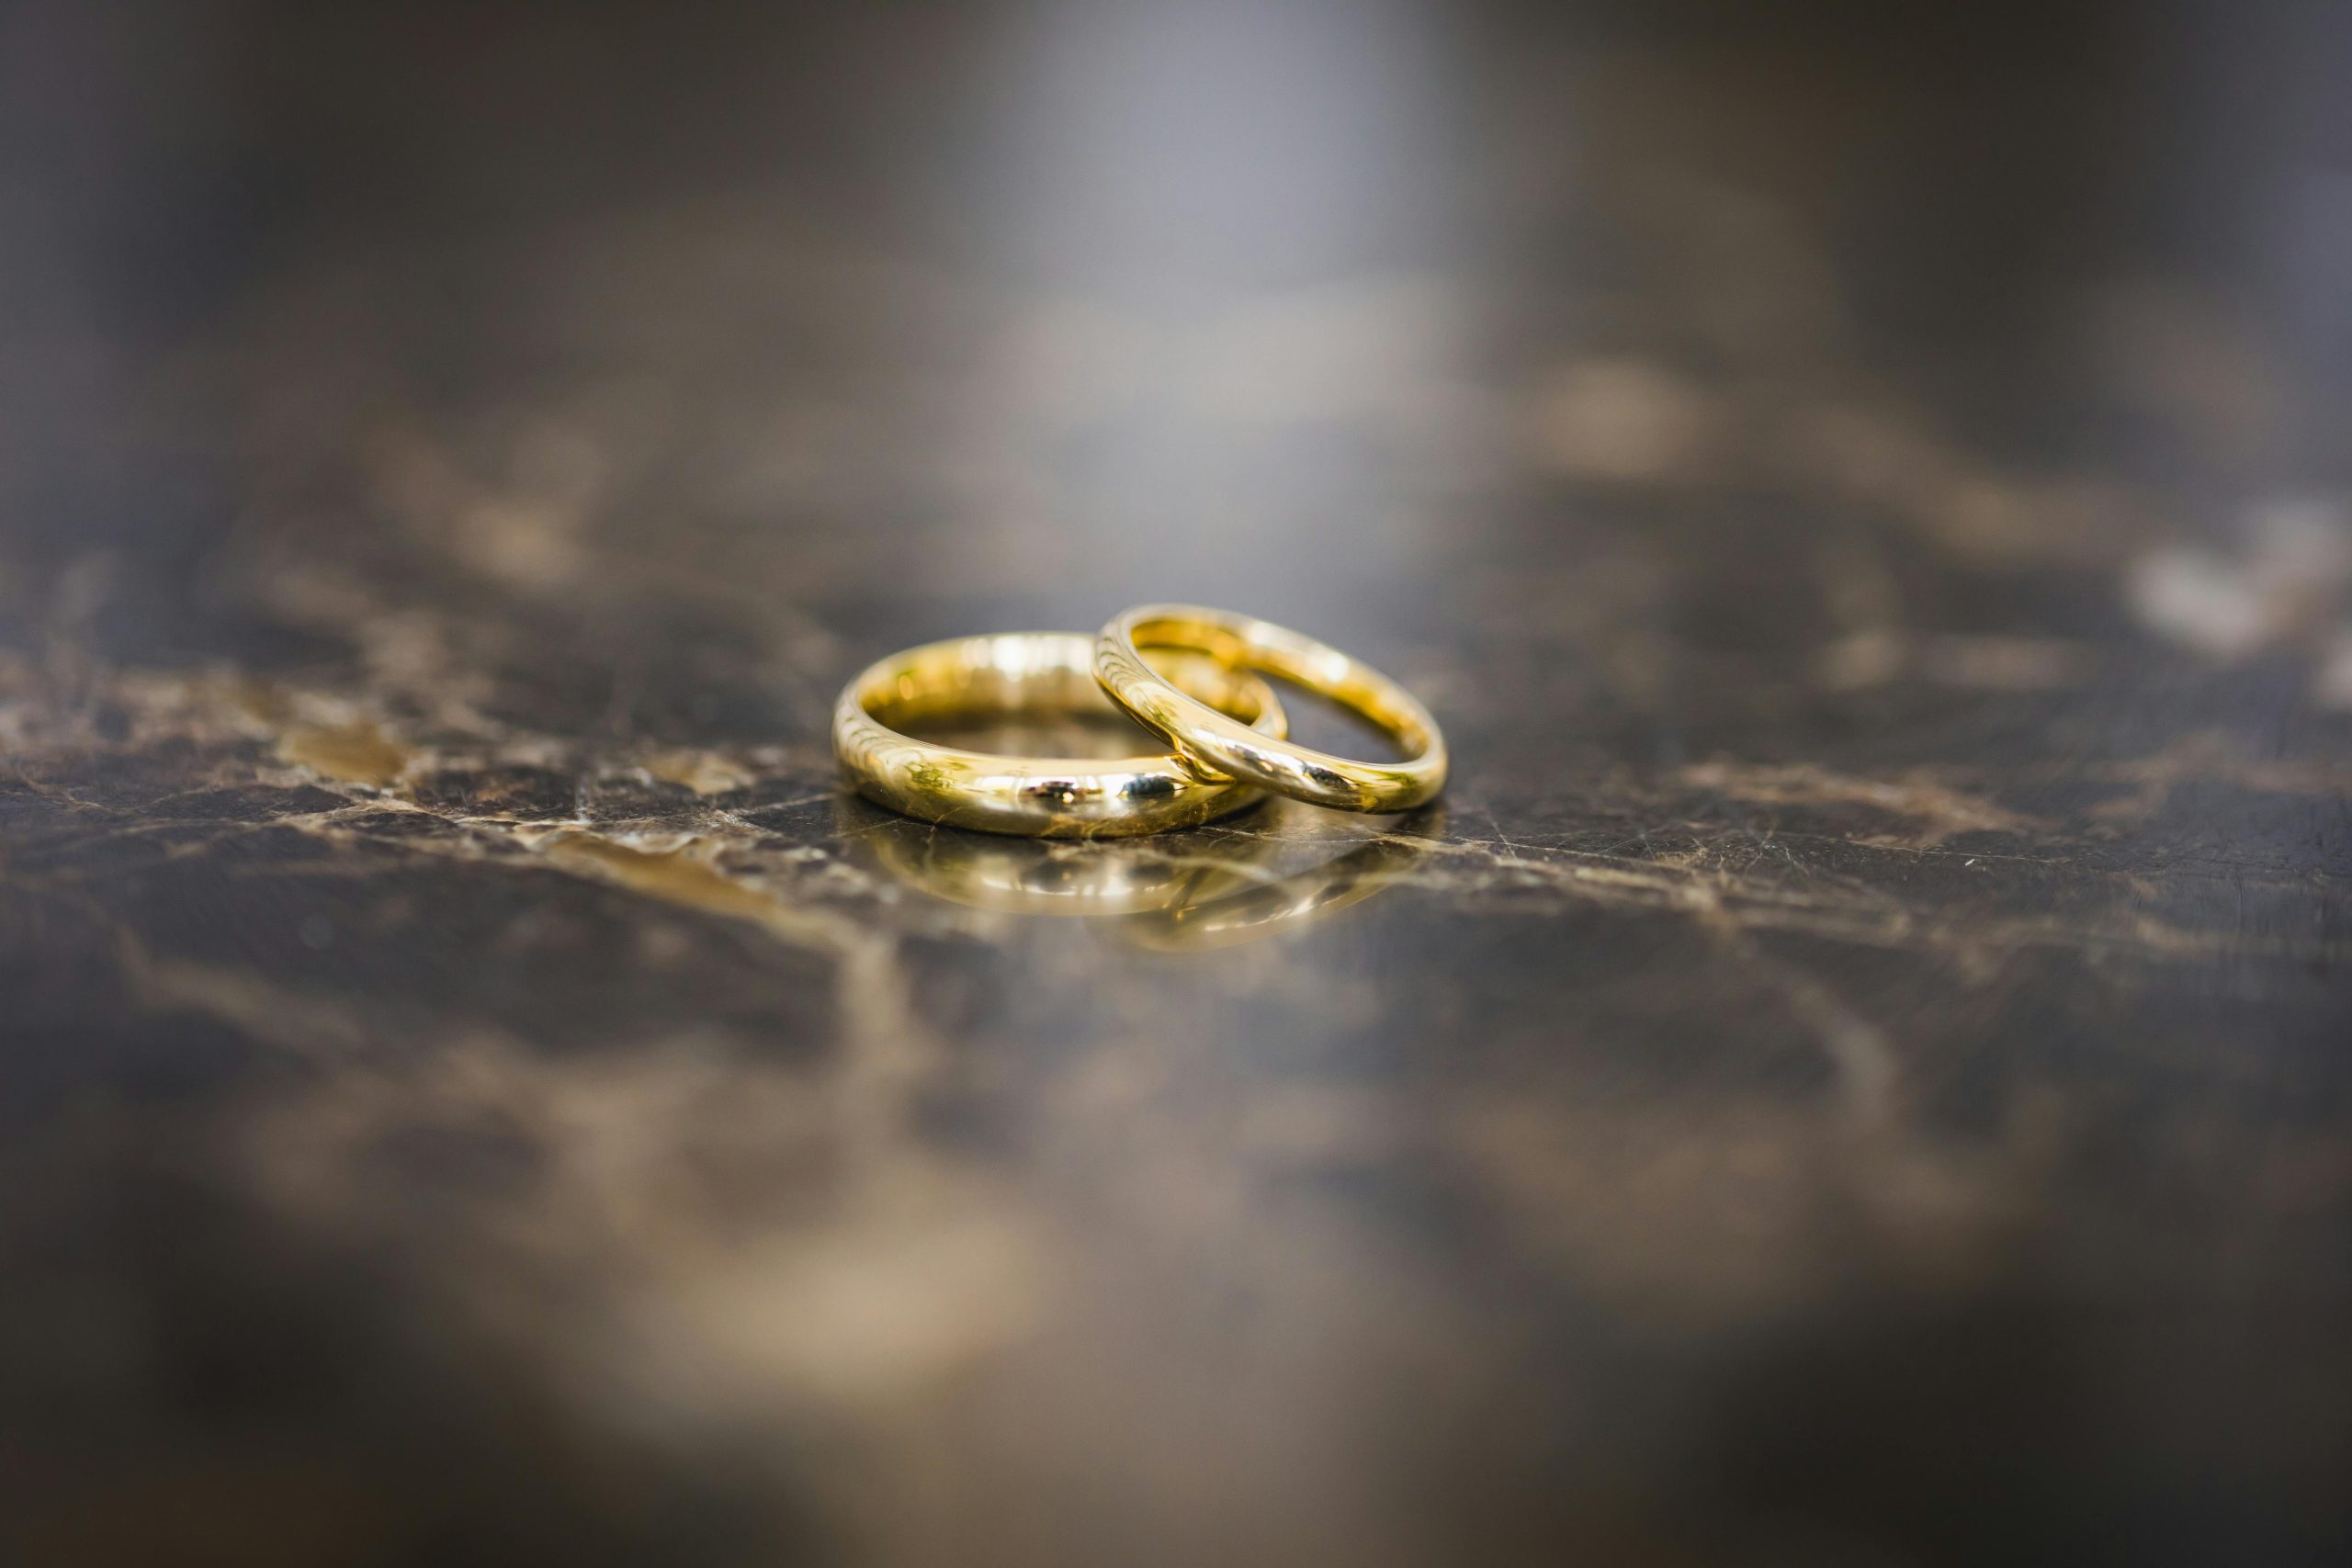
[831,604,1448,837]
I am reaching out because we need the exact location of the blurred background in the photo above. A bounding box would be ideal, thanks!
[8,0,2349,670]
[3,1,2349,1564]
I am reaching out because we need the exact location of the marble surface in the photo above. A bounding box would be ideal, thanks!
[4,4,2350,1563]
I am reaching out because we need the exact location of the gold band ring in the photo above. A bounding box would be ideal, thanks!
[832,632,1288,837]
[1093,604,1448,814]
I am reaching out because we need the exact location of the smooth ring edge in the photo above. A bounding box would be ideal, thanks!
[830,632,1288,839]
[1092,604,1449,815]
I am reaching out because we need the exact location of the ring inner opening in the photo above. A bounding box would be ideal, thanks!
[1255,672,1415,764]
[1125,615,1426,765]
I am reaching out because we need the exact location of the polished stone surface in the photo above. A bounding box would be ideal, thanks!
[4,3,2349,1563]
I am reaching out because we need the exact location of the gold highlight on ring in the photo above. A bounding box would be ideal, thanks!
[1093,604,1448,814]
[831,632,1288,838]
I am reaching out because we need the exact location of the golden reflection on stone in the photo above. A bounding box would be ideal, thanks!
[848,799,1443,948]
[277,718,413,787]
[1121,816,1442,952]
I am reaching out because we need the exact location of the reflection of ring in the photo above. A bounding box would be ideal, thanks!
[850,797,1442,947]
[1094,604,1447,815]
[853,809,1272,916]
[832,632,1287,838]
[1122,815,1442,951]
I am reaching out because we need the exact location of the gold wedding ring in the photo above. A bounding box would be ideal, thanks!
[832,632,1288,837]
[1093,604,1447,814]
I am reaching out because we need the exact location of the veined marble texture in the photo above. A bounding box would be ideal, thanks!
[3,5,2349,1564]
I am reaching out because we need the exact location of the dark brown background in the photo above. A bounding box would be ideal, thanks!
[4,2,2349,1563]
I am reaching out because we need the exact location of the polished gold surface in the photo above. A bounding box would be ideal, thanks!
[832,632,1288,837]
[1095,604,1449,815]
